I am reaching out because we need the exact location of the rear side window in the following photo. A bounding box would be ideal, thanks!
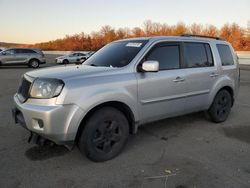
[14,49,36,54]
[216,44,234,66]
[184,43,214,68]
[25,49,36,54]
[146,45,180,70]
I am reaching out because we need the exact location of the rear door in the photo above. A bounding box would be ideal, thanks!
[68,53,78,63]
[15,49,30,64]
[137,42,189,123]
[182,42,218,111]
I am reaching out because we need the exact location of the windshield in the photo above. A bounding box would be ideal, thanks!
[84,40,148,67]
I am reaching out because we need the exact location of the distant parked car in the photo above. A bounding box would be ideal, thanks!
[80,51,95,64]
[0,48,46,68]
[55,52,93,64]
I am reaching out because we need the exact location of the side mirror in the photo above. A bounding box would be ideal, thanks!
[141,60,159,72]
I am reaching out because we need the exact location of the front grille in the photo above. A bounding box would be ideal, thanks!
[17,77,32,103]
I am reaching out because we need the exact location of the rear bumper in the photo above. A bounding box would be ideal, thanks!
[40,57,46,64]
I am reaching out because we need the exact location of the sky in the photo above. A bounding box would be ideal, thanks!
[0,0,249,44]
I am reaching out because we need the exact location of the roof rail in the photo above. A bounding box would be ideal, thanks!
[180,34,224,40]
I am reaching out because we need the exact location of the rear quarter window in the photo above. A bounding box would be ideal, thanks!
[216,44,234,66]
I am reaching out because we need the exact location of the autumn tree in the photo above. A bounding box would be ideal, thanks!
[29,20,250,51]
[220,23,246,50]
[172,22,188,35]
[190,23,203,35]
[203,25,219,37]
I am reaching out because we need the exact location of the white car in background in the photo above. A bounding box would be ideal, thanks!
[0,47,6,52]
[55,52,94,64]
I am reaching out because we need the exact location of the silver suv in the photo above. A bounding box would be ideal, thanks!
[12,35,240,161]
[0,48,46,68]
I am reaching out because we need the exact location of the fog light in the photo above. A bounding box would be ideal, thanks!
[37,119,44,128]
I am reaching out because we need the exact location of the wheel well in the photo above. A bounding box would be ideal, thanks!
[29,58,40,64]
[75,101,136,143]
[218,86,234,106]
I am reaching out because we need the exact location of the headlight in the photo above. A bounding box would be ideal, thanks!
[30,78,64,99]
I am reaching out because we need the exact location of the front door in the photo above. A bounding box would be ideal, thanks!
[136,42,189,123]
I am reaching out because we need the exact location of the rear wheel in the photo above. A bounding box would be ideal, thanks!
[29,59,40,68]
[208,90,232,123]
[78,107,129,162]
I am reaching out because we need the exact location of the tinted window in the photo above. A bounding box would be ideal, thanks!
[184,43,213,68]
[15,49,25,54]
[85,40,148,67]
[146,45,180,70]
[25,49,36,53]
[216,44,234,66]
[3,49,15,55]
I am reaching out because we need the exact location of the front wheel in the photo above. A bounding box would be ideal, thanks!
[78,107,129,162]
[208,90,232,123]
[63,59,69,64]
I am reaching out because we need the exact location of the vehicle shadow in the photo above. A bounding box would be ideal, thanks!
[0,66,30,69]
[0,65,55,69]
[24,112,208,161]
[25,144,69,161]
[124,112,210,152]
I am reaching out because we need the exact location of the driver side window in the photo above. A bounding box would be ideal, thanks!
[145,43,180,70]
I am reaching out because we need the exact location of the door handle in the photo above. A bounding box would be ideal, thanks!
[173,77,185,82]
[210,73,219,78]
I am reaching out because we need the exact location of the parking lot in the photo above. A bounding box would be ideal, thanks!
[0,55,250,188]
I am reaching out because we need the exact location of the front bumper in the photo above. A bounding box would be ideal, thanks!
[12,94,84,146]
[56,59,64,64]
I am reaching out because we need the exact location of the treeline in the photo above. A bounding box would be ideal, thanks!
[29,20,250,51]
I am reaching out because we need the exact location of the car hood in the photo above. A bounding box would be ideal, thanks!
[26,65,116,80]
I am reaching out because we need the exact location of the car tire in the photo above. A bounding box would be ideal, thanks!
[63,59,69,64]
[78,107,129,162]
[208,90,232,123]
[29,59,40,68]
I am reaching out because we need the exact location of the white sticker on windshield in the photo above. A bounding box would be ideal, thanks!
[126,42,142,48]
